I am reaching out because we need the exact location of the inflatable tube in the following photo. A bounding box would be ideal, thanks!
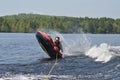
[36,31,62,58]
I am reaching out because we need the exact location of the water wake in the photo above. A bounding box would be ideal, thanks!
[0,72,104,80]
[0,73,73,80]
[85,43,120,63]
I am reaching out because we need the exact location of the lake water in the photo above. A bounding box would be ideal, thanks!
[0,32,120,80]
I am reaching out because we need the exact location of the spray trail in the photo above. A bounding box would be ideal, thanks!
[85,43,120,63]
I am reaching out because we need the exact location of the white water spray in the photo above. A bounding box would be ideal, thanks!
[85,43,120,63]
[65,33,91,56]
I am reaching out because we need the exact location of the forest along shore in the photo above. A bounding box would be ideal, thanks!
[0,13,120,34]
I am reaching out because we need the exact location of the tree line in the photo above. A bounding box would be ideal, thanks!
[0,13,120,33]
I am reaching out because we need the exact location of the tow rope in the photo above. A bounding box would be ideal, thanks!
[45,53,58,80]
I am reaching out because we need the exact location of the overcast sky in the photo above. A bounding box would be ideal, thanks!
[0,0,120,19]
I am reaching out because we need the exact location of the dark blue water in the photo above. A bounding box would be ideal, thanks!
[0,33,120,80]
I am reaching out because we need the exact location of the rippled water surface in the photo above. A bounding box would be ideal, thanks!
[0,33,120,80]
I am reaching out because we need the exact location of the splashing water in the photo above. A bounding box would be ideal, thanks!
[40,29,91,57]
[38,29,120,63]
[85,43,120,63]
[51,30,91,57]
[65,33,91,56]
